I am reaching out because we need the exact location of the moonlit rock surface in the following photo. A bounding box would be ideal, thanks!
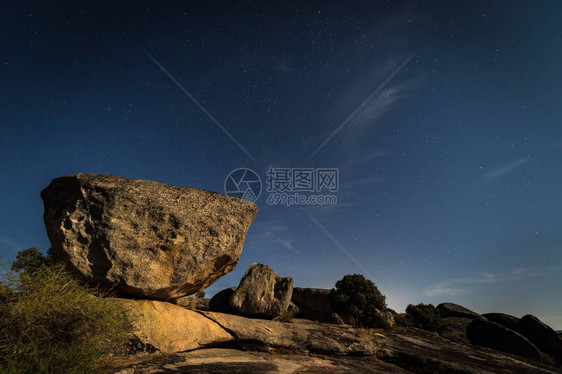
[41,173,258,300]
[230,263,293,318]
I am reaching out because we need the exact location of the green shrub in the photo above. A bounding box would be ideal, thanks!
[0,264,131,373]
[331,274,387,328]
[406,303,442,331]
[393,313,412,327]
[195,290,206,298]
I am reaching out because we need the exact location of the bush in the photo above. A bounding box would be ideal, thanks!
[406,303,442,331]
[393,313,412,327]
[196,290,206,298]
[331,274,387,328]
[0,263,131,373]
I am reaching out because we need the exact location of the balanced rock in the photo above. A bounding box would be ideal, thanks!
[482,313,520,331]
[230,263,293,318]
[437,302,486,320]
[115,299,233,353]
[466,319,542,361]
[41,174,258,300]
[291,287,335,323]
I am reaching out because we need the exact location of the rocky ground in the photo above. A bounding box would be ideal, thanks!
[104,313,560,373]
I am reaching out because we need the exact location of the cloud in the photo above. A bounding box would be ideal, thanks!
[424,267,556,297]
[247,221,300,254]
[482,158,528,183]
[353,75,423,126]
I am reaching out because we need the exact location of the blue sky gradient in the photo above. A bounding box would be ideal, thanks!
[1,1,561,328]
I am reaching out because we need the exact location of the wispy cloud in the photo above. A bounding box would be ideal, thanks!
[307,52,418,161]
[482,158,528,183]
[352,75,423,127]
[424,267,556,297]
[247,221,300,254]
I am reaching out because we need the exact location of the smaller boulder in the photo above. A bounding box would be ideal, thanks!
[291,287,335,323]
[230,263,293,319]
[209,287,237,314]
[466,319,541,362]
[373,309,395,328]
[436,303,486,321]
[482,313,520,331]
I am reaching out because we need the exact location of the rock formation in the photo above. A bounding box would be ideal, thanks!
[209,287,237,314]
[41,174,258,300]
[466,319,542,361]
[230,263,293,318]
[115,299,233,353]
[200,311,377,356]
[482,312,520,330]
[291,287,335,323]
[515,315,562,365]
[436,302,486,320]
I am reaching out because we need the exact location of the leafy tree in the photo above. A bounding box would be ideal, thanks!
[406,303,442,331]
[196,290,206,298]
[11,247,45,275]
[331,274,387,328]
[11,247,61,276]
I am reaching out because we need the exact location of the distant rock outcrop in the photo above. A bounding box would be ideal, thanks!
[230,263,293,318]
[41,174,258,300]
[466,319,542,361]
[515,315,562,366]
[437,302,486,320]
[482,312,520,331]
[291,287,335,323]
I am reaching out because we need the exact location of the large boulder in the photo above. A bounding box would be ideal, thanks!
[230,263,293,318]
[115,299,234,353]
[436,302,486,320]
[291,287,335,323]
[515,315,562,365]
[482,313,520,331]
[466,319,542,361]
[41,174,258,300]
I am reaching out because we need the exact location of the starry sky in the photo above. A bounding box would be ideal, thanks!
[1,1,561,328]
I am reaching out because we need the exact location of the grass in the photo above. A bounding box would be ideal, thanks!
[0,264,131,374]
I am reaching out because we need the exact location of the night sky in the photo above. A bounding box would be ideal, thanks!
[2,1,561,328]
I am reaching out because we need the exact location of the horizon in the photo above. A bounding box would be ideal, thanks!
[1,1,561,329]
